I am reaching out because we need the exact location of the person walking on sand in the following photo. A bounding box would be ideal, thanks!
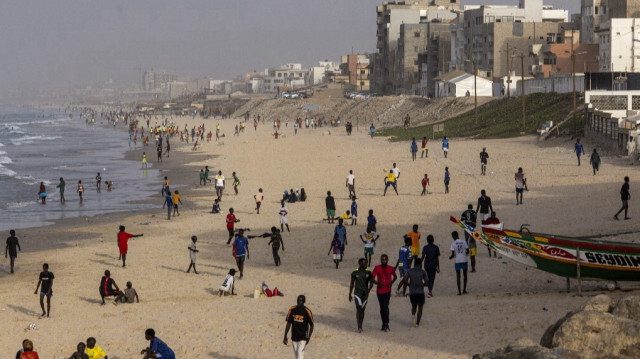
[400,258,428,328]
[410,138,418,161]
[215,171,225,201]
[162,191,173,220]
[350,196,358,226]
[334,218,348,258]
[77,180,84,203]
[514,168,527,205]
[254,188,264,214]
[574,138,584,166]
[442,136,449,158]
[421,174,430,196]
[346,170,356,200]
[172,190,183,217]
[421,136,428,158]
[325,191,336,224]
[56,177,66,204]
[117,225,143,267]
[34,263,54,317]
[328,233,343,269]
[186,236,199,274]
[590,149,601,175]
[279,200,290,232]
[360,224,379,267]
[233,229,249,279]
[420,235,440,298]
[250,227,285,266]
[449,231,469,295]
[284,295,314,359]
[349,258,373,333]
[225,208,240,245]
[480,148,489,176]
[383,170,398,196]
[614,176,631,220]
[232,172,240,195]
[371,254,397,332]
[444,167,450,194]
[6,229,21,274]
[476,189,493,222]
[141,152,148,169]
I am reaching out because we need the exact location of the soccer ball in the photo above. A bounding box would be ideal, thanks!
[383,168,388,172]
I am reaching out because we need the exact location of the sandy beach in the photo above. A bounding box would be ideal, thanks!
[2,116,638,358]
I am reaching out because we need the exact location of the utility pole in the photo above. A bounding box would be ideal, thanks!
[506,43,511,97]
[515,53,526,130]
[474,60,478,125]
[571,29,577,136]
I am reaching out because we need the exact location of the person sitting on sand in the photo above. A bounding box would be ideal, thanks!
[211,199,221,214]
[299,188,307,202]
[141,328,175,359]
[99,270,124,305]
[68,342,89,359]
[123,281,139,303]
[85,337,107,359]
[218,269,236,296]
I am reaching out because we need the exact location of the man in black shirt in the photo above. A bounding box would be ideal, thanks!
[461,205,478,271]
[325,191,336,224]
[284,295,314,359]
[615,176,631,220]
[479,148,489,175]
[421,235,440,297]
[6,229,21,274]
[34,263,54,317]
[476,190,493,222]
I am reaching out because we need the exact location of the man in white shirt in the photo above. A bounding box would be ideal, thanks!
[279,200,290,232]
[215,171,225,201]
[514,167,527,205]
[346,170,356,200]
[448,231,469,295]
[391,163,400,189]
[218,269,236,296]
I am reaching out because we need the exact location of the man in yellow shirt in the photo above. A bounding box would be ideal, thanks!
[85,337,107,359]
[383,170,398,196]
[404,224,421,266]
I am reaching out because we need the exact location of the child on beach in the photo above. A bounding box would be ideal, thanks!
[360,224,379,267]
[68,342,89,359]
[172,190,183,217]
[254,188,263,214]
[421,136,428,158]
[226,208,240,245]
[249,227,285,266]
[186,236,199,274]
[141,152,147,168]
[367,209,377,232]
[218,269,236,296]
[421,174,430,196]
[57,177,65,203]
[350,197,358,226]
[211,199,221,213]
[394,237,412,296]
[279,201,290,232]
[232,172,240,195]
[162,191,173,220]
[328,233,342,269]
[199,169,205,185]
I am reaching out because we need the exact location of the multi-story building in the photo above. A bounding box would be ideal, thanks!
[310,61,340,85]
[374,0,459,94]
[581,0,640,44]
[414,20,454,96]
[340,54,370,89]
[597,18,640,72]
[530,29,599,78]
[142,69,178,91]
[262,64,309,93]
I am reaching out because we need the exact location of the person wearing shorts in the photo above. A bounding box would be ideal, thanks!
[233,229,249,279]
[449,231,469,295]
[349,258,373,332]
[6,229,21,274]
[34,263,54,317]
[279,201,290,232]
[394,237,412,296]
[404,224,421,267]
[401,258,428,327]
[254,188,264,214]
[328,234,342,269]
[226,208,240,245]
[383,170,398,196]
[359,225,379,267]
[325,191,336,223]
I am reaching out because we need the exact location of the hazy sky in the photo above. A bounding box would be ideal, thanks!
[0,0,579,93]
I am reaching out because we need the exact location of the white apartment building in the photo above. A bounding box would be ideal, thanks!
[262,64,309,92]
[598,18,640,72]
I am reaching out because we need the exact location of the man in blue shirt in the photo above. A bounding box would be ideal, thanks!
[394,237,412,296]
[350,197,358,226]
[162,191,173,220]
[142,328,175,359]
[334,219,347,260]
[442,136,450,158]
[574,138,584,166]
[233,229,250,279]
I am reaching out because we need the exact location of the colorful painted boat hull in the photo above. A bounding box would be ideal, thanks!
[450,217,640,282]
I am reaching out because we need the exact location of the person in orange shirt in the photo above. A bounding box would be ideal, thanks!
[404,224,421,267]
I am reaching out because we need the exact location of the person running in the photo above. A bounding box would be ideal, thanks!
[199,169,205,186]
[514,168,527,205]
[400,258,428,328]
[225,208,240,245]
[405,224,421,267]
[421,174,430,196]
[215,171,225,201]
[410,138,418,161]
[421,136,428,158]
[359,225,379,267]
[590,149,601,175]
[371,254,397,332]
[117,225,143,267]
[162,191,173,220]
[328,233,342,269]
[391,163,400,188]
[77,180,84,203]
[346,170,356,200]
[349,258,373,333]
[325,191,336,224]
[383,170,398,196]
[420,235,440,297]
[449,231,469,295]
[614,176,631,220]
[394,237,412,296]
[444,167,450,194]
[34,263,54,317]
[574,138,584,166]
[442,136,449,158]
[95,172,102,191]
[56,177,66,203]
[232,172,240,195]
[254,188,264,214]
[233,229,249,279]
[141,329,175,359]
[476,189,493,222]
[186,236,199,274]
[172,190,183,217]
[279,200,290,232]
[6,229,21,274]
[249,227,286,266]
[141,152,147,169]
[480,148,489,176]
[85,337,107,359]
[283,295,314,359]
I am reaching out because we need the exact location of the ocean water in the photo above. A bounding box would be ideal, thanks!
[0,107,160,231]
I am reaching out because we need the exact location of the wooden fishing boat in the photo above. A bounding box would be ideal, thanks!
[450,217,640,282]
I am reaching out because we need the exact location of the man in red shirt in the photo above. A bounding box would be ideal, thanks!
[117,225,143,267]
[371,254,397,332]
[225,208,240,245]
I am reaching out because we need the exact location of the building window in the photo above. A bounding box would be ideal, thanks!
[414,32,420,37]
[415,46,419,52]
[595,6,598,15]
